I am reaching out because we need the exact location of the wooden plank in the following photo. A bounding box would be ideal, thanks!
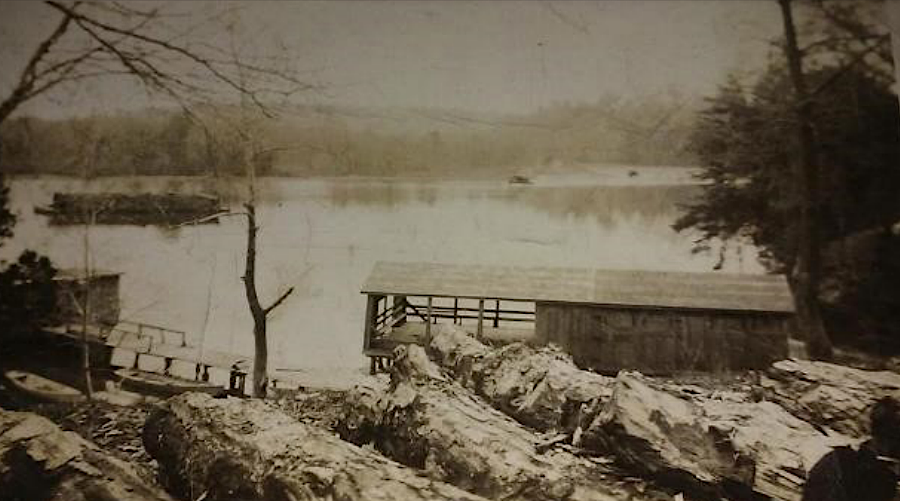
[393,296,407,328]
[493,300,500,328]
[477,298,484,337]
[426,296,433,339]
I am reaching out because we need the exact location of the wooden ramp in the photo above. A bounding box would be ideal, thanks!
[43,322,247,371]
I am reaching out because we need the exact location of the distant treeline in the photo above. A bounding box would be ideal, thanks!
[0,97,697,178]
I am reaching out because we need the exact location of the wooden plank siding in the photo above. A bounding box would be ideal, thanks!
[536,303,790,374]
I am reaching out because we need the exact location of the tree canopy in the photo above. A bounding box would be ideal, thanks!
[675,64,900,272]
[0,175,58,339]
[674,7,900,351]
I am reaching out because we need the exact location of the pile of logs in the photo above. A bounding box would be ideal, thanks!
[371,325,873,501]
[11,323,897,501]
[338,344,668,501]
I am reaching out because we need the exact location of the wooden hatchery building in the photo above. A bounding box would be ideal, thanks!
[360,262,794,374]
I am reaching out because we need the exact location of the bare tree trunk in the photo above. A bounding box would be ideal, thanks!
[81,219,93,400]
[778,0,833,360]
[242,202,269,398]
[80,152,95,400]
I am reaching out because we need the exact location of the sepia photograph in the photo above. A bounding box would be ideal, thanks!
[1,1,900,499]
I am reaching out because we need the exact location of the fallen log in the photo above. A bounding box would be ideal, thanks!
[428,324,614,434]
[142,392,487,501]
[339,344,672,501]
[0,408,173,501]
[583,371,853,501]
[762,359,900,437]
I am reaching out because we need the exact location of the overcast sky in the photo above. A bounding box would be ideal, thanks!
[1,1,787,118]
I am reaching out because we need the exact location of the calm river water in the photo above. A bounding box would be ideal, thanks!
[4,166,763,387]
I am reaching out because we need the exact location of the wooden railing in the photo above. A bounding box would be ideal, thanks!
[61,319,187,349]
[117,320,187,347]
[370,296,535,339]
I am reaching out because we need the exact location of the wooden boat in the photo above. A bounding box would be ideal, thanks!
[114,368,223,397]
[508,175,532,185]
[3,370,85,404]
[35,192,225,226]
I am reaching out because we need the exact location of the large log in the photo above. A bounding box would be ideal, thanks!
[762,359,900,437]
[584,371,853,501]
[142,392,487,501]
[428,324,614,434]
[0,408,173,501]
[339,344,673,501]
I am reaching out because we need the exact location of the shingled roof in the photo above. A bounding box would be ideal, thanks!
[361,261,794,313]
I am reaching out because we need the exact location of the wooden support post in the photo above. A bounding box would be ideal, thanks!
[477,298,485,337]
[494,299,500,328]
[132,352,140,369]
[363,294,377,352]
[392,295,407,328]
[453,298,459,324]
[426,296,433,340]
[370,357,377,375]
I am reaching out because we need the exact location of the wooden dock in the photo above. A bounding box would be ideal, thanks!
[360,289,536,373]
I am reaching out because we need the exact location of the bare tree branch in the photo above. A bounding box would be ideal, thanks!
[169,210,249,228]
[1,1,316,131]
[0,5,75,122]
[46,0,311,116]
[264,287,294,316]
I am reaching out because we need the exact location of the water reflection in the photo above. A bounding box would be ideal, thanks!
[324,180,696,228]
[327,182,440,209]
